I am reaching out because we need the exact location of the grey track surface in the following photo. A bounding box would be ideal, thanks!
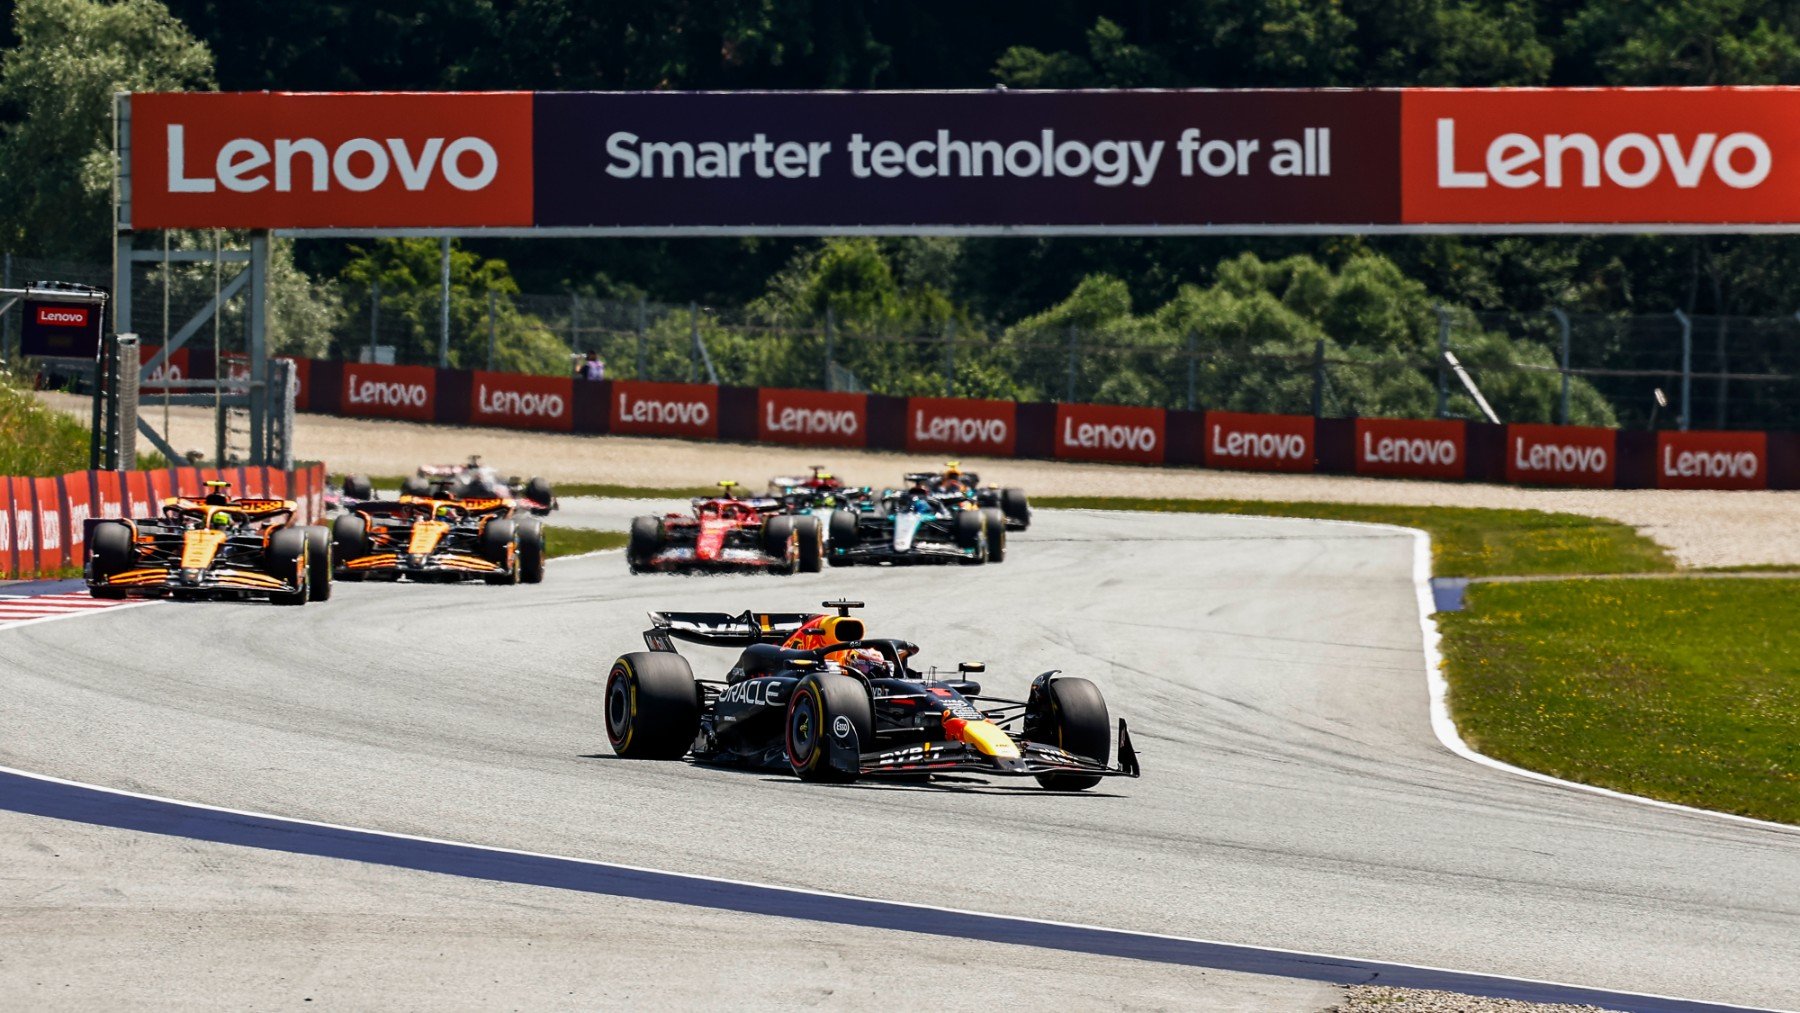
[3,508,1797,1008]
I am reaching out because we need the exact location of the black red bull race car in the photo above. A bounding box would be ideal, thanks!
[627,482,822,575]
[332,493,546,584]
[603,600,1139,789]
[85,481,331,605]
[926,461,1031,530]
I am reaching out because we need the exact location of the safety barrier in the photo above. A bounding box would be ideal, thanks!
[0,464,327,579]
[292,360,1800,492]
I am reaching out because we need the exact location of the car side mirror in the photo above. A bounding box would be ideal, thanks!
[958,661,985,674]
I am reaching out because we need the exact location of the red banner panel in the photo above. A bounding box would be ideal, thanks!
[1204,411,1315,472]
[11,477,41,574]
[1353,418,1467,480]
[34,477,67,568]
[285,356,312,411]
[139,346,192,394]
[147,469,174,508]
[610,380,720,439]
[1656,430,1769,490]
[341,362,439,422]
[125,471,153,516]
[130,92,535,230]
[93,470,124,519]
[61,473,92,563]
[267,470,289,499]
[0,479,14,577]
[1401,88,1800,225]
[1053,403,1166,464]
[757,388,868,448]
[471,370,574,431]
[1505,423,1617,486]
[905,397,1017,456]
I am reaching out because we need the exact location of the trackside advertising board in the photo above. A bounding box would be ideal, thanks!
[127,88,1800,232]
[340,363,437,422]
[1054,403,1166,464]
[611,380,720,439]
[1354,417,1466,480]
[1505,423,1617,486]
[471,371,574,431]
[757,388,868,447]
[905,397,1017,455]
[1205,411,1315,472]
[1656,430,1768,490]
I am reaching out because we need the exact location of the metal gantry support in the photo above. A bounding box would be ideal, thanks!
[1674,309,1693,431]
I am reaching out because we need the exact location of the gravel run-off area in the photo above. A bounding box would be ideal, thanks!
[61,394,1797,570]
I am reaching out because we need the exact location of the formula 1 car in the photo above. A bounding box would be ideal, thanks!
[824,480,1004,567]
[767,466,869,522]
[603,600,1139,789]
[332,493,545,584]
[86,482,331,605]
[394,456,555,513]
[926,462,1030,530]
[627,482,820,576]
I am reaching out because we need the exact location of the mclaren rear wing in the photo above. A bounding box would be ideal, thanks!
[644,609,815,651]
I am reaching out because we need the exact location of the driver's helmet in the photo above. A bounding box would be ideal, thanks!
[910,494,934,513]
[940,478,964,494]
[207,509,232,530]
[433,503,454,521]
[841,648,891,680]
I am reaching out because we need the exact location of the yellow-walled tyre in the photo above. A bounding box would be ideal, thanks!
[605,652,699,760]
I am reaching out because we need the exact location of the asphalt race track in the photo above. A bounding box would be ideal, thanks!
[3,508,1797,1009]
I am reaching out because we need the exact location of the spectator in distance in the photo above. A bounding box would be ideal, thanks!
[577,351,605,381]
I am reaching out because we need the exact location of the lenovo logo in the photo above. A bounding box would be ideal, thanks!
[478,382,565,419]
[35,307,88,326]
[1663,445,1759,480]
[1513,439,1607,474]
[1061,418,1157,454]
[348,377,430,407]
[167,124,499,194]
[1362,432,1458,467]
[913,411,1007,447]
[1436,119,1771,191]
[619,394,711,427]
[765,402,859,437]
[1211,427,1307,461]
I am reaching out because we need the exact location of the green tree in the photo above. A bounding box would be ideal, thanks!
[0,0,213,259]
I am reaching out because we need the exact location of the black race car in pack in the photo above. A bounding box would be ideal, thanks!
[926,461,1030,530]
[824,479,1005,566]
[363,456,556,513]
[603,600,1138,789]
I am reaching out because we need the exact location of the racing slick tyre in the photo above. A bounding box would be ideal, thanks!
[605,652,700,760]
[524,476,555,511]
[761,515,799,576]
[400,475,431,497]
[981,508,1007,563]
[480,518,520,585]
[627,516,663,574]
[786,672,873,783]
[517,519,546,584]
[826,509,858,567]
[303,526,333,602]
[266,527,310,606]
[1001,487,1031,530]
[88,521,134,599]
[342,474,374,501]
[795,515,824,573]
[1028,677,1111,791]
[954,509,988,565]
[331,514,370,580]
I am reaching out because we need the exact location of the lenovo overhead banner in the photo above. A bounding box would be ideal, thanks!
[125,88,1800,232]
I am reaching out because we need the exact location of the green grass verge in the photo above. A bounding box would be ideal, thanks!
[1439,579,1800,825]
[1035,496,1675,578]
[544,526,626,558]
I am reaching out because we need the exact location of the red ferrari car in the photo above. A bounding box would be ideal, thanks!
[627,482,822,576]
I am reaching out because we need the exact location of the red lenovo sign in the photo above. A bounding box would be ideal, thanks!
[130,92,533,229]
[1401,89,1800,225]
[1205,411,1314,472]
[612,381,719,439]
[1354,418,1465,480]
[1656,430,1768,490]
[341,363,437,422]
[906,397,1016,455]
[471,371,572,431]
[1054,403,1165,464]
[758,388,866,447]
[1505,423,1617,486]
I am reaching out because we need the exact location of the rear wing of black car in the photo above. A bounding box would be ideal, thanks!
[644,609,815,651]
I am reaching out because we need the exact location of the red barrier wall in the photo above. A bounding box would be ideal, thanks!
[1204,411,1316,473]
[1505,423,1617,487]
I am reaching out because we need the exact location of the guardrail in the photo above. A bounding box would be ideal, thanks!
[0,464,326,579]
[290,359,1799,492]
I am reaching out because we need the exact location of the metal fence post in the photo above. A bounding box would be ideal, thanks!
[689,301,701,383]
[438,236,451,368]
[1310,339,1326,417]
[1551,308,1571,425]
[1713,315,1729,428]
[823,306,836,391]
[1674,309,1692,431]
[944,319,956,397]
[1434,305,1451,418]
[2,251,11,365]
[486,289,497,370]
[635,298,647,379]
[1065,324,1077,402]
[368,279,379,363]
[570,292,581,352]
[1186,330,1198,412]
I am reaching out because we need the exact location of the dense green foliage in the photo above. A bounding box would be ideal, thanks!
[1441,578,1800,824]
[0,369,94,475]
[4,0,1800,415]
